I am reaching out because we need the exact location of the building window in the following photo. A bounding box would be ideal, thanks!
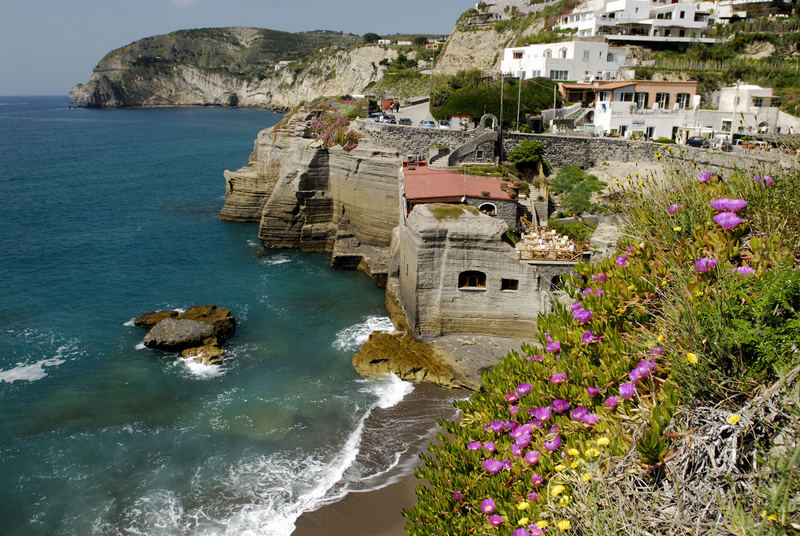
[583,50,590,60]
[476,150,484,160]
[655,92,670,109]
[501,278,519,291]
[676,93,690,109]
[635,92,649,108]
[458,271,487,289]
[620,92,634,102]
[599,91,611,101]
[549,70,569,80]
[544,49,552,59]
[559,48,568,59]
[679,29,685,37]
[513,51,523,59]
[549,275,562,291]
[721,120,732,132]
[753,97,764,107]
[478,203,497,216]
[679,10,685,18]
[607,52,615,62]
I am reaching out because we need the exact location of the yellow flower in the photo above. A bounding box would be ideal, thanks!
[537,520,549,529]
[661,279,668,286]
[627,284,635,291]
[568,448,579,456]
[761,510,768,518]
[635,172,640,176]
[639,180,645,186]
[517,501,530,511]
[557,519,572,531]
[571,461,580,469]
[582,472,591,482]
[554,463,566,472]
[585,447,600,457]
[614,179,620,185]
[694,290,704,297]
[686,352,699,364]
[559,495,571,506]
[768,514,777,521]
[597,437,610,446]
[657,334,665,343]
[655,153,662,159]
[673,226,682,232]
[551,484,565,496]
[727,414,741,425]
[518,517,530,526]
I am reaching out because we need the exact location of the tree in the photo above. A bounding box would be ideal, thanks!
[363,33,381,44]
[508,140,546,179]
[413,36,428,46]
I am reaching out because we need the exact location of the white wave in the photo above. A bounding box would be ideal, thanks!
[333,315,394,352]
[135,342,146,350]
[247,239,260,248]
[260,254,291,266]
[361,373,415,409]
[0,342,77,383]
[175,356,225,379]
[123,318,136,327]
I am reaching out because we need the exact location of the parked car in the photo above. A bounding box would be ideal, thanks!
[398,118,412,126]
[419,119,436,128]
[366,112,383,122]
[686,137,710,148]
[380,114,396,124]
[438,120,451,129]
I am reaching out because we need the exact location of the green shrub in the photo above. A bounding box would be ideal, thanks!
[551,166,605,216]
[549,218,597,242]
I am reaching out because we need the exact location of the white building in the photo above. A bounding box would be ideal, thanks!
[500,40,627,81]
[696,84,793,135]
[556,0,717,43]
[377,39,392,45]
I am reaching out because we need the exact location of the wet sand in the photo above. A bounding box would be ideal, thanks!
[291,382,467,536]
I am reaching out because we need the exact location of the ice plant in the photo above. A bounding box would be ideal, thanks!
[482,459,503,474]
[543,433,562,452]
[686,352,699,364]
[698,171,712,183]
[551,399,569,413]
[550,373,568,385]
[710,198,747,212]
[525,450,541,465]
[695,257,718,273]
[615,254,628,267]
[732,266,756,278]
[571,306,593,323]
[517,382,532,395]
[488,514,503,527]
[467,441,481,451]
[667,204,683,215]
[619,382,636,399]
[713,211,743,230]
[481,498,496,514]
[531,473,543,486]
[586,386,601,396]
[605,396,619,408]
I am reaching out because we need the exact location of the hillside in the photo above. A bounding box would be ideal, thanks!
[70,27,393,108]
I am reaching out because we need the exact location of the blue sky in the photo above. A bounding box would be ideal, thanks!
[0,0,471,95]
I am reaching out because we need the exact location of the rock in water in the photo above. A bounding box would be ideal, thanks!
[134,310,179,329]
[177,305,235,342]
[181,345,224,365]
[143,318,217,352]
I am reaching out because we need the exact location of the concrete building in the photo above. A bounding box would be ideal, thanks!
[501,40,627,81]
[694,83,792,136]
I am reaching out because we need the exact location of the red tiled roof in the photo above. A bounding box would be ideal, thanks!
[403,165,514,202]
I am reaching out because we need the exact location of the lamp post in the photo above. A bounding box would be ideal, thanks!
[516,71,525,131]
[499,71,504,162]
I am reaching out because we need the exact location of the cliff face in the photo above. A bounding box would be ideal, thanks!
[70,27,396,109]
[221,113,402,278]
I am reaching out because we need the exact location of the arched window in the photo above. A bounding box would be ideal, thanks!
[549,275,562,291]
[544,49,552,59]
[559,47,568,59]
[478,203,497,216]
[458,271,487,289]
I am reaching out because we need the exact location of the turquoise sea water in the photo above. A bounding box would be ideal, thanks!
[0,96,420,535]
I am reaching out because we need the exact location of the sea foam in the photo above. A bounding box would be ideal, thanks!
[333,315,394,351]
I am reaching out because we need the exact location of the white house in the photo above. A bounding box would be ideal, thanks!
[696,84,793,135]
[500,40,627,81]
[397,40,413,46]
[377,39,392,45]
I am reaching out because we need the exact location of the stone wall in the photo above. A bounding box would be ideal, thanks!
[393,205,575,340]
[464,197,518,228]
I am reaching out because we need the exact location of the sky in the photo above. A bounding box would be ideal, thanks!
[0,0,472,96]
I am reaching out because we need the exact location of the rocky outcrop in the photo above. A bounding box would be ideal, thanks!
[136,306,235,364]
[221,113,403,283]
[70,27,397,109]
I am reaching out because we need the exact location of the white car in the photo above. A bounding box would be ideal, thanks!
[438,120,451,129]
[419,119,436,128]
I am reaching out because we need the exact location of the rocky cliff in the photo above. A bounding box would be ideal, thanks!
[70,27,397,109]
[221,112,403,281]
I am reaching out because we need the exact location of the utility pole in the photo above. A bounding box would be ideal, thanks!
[499,71,504,162]
[516,71,525,131]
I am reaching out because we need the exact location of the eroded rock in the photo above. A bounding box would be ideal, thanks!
[143,318,217,352]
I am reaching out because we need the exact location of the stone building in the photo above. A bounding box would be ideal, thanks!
[391,204,576,340]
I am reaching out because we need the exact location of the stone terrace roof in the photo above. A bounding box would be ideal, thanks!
[403,163,515,202]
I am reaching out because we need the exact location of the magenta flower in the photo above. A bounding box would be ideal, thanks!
[512,529,531,536]
[488,514,503,527]
[531,473,544,486]
[468,441,481,451]
[710,198,747,212]
[510,405,519,416]
[582,412,599,426]
[713,211,743,230]
[453,490,463,500]
[572,307,593,323]
[587,386,601,396]
[550,373,568,385]
[626,245,635,254]
[532,406,552,422]
[582,331,600,344]
[695,257,718,273]
[483,441,496,453]
[481,497,496,514]
[592,272,607,282]
[605,396,619,409]
[667,204,683,215]
[551,399,569,413]
[525,450,541,465]
[511,444,524,457]
[754,175,774,185]
[544,433,562,452]
[545,340,561,353]
[732,266,756,278]
[651,345,664,356]
[482,459,503,474]
[619,382,636,399]
[570,406,588,421]
[528,492,539,501]
[698,172,712,183]
[615,254,628,267]
[502,459,512,470]
[526,354,544,362]
[517,383,532,395]
[505,392,519,403]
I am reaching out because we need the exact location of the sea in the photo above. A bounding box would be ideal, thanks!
[0,96,456,535]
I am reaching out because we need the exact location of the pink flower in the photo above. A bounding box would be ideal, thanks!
[572,306,593,323]
[713,212,743,230]
[482,459,503,474]
[615,254,628,267]
[619,382,636,399]
[453,490,463,500]
[710,198,747,212]
[483,442,496,453]
[698,172,712,183]
[468,441,481,451]
[544,433,562,452]
[592,272,607,282]
[695,257,718,273]
[531,473,544,486]
[667,204,683,215]
[488,514,503,527]
[582,331,600,344]
[605,396,619,408]
[481,497,496,514]
[528,492,539,501]
[517,383,532,395]
[732,266,756,278]
[551,399,569,413]
[571,406,588,421]
[532,406,552,422]
[550,373,568,385]
[505,392,519,403]
[587,386,601,396]
[525,450,541,465]
[582,412,599,426]
[545,341,561,353]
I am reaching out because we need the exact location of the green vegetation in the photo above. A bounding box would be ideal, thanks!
[365,70,429,99]
[515,28,577,46]
[550,166,606,216]
[509,140,547,179]
[405,157,800,536]
[429,203,480,220]
[549,218,597,242]
[431,71,560,125]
